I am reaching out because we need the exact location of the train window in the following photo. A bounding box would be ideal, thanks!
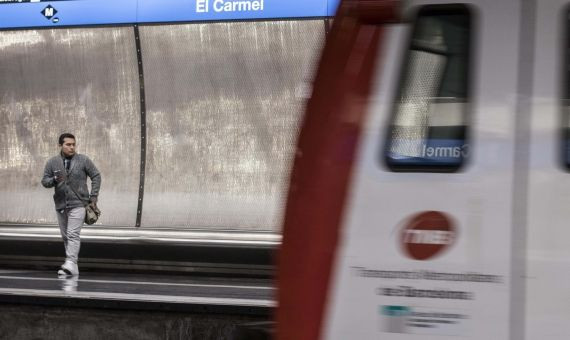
[384,6,471,172]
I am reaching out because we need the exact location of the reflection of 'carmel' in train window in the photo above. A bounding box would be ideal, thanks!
[385,5,472,172]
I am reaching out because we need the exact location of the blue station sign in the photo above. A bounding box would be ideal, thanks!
[0,0,342,29]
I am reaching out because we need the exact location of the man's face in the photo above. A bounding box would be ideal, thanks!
[60,137,76,157]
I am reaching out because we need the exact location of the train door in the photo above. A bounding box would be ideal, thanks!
[526,1,570,339]
[277,0,524,339]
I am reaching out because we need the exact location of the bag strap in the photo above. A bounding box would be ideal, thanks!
[66,181,89,207]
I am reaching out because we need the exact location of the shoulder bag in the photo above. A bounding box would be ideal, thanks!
[67,182,101,225]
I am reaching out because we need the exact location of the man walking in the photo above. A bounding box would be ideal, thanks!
[41,133,101,276]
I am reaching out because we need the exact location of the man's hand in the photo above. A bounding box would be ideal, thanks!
[54,171,65,183]
[89,197,101,216]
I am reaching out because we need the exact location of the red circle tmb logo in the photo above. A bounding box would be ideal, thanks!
[400,211,456,260]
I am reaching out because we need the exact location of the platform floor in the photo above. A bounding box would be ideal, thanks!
[0,269,274,315]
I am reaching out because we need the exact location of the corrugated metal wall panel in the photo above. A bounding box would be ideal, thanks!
[139,20,324,230]
[0,27,141,226]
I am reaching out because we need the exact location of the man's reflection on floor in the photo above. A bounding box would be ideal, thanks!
[59,275,78,293]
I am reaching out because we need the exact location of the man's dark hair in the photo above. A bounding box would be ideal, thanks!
[58,133,76,145]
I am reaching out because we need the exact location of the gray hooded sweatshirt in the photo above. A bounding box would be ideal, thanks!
[41,153,101,210]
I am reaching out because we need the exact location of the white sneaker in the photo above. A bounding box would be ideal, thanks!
[59,260,79,276]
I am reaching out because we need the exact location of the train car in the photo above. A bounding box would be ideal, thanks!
[276,0,570,339]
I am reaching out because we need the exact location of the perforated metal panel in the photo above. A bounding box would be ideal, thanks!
[139,20,325,230]
[0,27,140,226]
